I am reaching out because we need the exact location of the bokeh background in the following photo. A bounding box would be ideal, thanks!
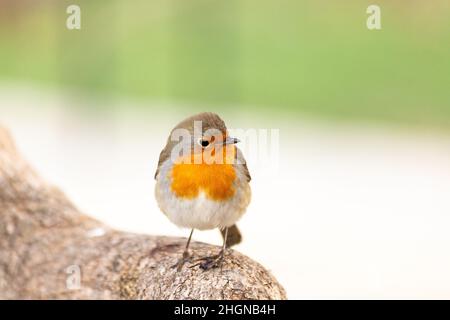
[1,0,450,299]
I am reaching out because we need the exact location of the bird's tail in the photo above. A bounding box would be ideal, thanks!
[221,224,242,247]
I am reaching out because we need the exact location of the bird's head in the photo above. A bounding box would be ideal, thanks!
[167,112,240,165]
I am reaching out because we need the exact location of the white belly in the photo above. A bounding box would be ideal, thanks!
[155,161,251,230]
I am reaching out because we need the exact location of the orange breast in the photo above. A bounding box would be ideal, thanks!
[170,147,237,201]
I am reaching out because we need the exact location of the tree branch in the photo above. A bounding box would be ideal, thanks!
[0,126,286,299]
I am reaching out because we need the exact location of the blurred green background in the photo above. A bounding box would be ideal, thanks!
[0,0,449,126]
[1,1,450,299]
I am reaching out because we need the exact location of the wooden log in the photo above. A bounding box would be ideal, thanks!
[0,127,286,299]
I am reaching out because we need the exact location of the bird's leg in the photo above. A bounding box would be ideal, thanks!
[192,227,229,270]
[172,229,194,271]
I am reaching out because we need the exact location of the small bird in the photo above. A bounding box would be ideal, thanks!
[154,112,251,270]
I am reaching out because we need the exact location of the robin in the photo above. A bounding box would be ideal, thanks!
[154,112,251,270]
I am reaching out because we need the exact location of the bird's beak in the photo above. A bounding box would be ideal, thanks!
[224,137,240,145]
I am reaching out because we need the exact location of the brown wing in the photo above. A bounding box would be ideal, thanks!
[235,148,251,182]
[154,142,171,179]
[241,161,251,182]
[221,150,249,245]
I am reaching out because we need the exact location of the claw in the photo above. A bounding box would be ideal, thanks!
[199,256,223,270]
[190,250,226,270]
[172,251,191,271]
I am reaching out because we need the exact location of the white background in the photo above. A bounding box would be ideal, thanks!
[2,85,450,299]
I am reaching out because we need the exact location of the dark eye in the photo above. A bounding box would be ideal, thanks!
[198,139,210,147]
[201,140,209,147]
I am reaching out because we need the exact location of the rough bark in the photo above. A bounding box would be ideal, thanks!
[0,126,286,300]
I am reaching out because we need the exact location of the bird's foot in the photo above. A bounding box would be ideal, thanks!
[191,250,226,270]
[172,251,191,271]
